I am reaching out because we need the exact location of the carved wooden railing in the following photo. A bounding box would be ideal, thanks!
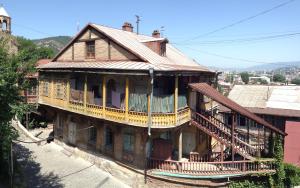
[148,158,275,175]
[191,112,258,160]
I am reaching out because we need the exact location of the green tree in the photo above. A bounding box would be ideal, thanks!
[240,72,250,84]
[0,37,54,184]
[291,77,300,85]
[273,74,286,83]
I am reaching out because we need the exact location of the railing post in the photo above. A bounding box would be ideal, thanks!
[174,75,178,125]
[102,75,106,118]
[83,74,87,113]
[125,77,129,121]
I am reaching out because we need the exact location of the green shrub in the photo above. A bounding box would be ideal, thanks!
[284,163,300,187]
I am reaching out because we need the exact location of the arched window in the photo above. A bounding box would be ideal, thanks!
[106,79,116,107]
[2,20,7,31]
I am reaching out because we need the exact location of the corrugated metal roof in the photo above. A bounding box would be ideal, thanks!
[228,85,300,111]
[48,24,212,72]
[37,61,159,70]
[189,83,286,135]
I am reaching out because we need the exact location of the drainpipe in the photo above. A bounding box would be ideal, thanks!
[145,67,154,184]
[147,67,154,136]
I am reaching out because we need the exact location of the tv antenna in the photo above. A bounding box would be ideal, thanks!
[135,15,141,34]
[160,26,165,37]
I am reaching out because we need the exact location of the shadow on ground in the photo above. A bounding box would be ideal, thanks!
[14,143,63,188]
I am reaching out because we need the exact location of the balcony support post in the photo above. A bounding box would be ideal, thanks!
[83,74,87,113]
[102,76,106,118]
[178,128,182,161]
[247,119,250,144]
[51,75,54,99]
[231,112,237,161]
[257,123,261,157]
[125,77,129,121]
[66,76,70,108]
[174,75,178,124]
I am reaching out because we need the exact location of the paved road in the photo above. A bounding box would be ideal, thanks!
[14,132,130,188]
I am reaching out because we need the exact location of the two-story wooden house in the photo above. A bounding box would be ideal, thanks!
[37,22,285,179]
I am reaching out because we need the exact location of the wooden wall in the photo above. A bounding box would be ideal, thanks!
[56,28,140,62]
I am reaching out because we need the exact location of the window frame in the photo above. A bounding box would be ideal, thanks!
[86,40,95,59]
[123,131,135,153]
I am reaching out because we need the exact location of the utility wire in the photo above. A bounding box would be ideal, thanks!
[181,46,299,66]
[178,0,297,44]
[174,32,300,46]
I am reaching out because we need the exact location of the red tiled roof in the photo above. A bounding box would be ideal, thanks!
[189,83,286,136]
[36,59,51,67]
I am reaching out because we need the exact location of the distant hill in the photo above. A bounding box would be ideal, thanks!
[33,36,72,54]
[210,61,300,72]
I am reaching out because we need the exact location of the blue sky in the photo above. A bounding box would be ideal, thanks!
[3,0,300,68]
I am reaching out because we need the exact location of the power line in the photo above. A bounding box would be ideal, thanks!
[13,22,56,37]
[180,46,299,66]
[179,0,297,43]
[174,31,300,46]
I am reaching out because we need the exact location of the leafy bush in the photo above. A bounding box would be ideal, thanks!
[229,179,268,188]
[284,163,300,187]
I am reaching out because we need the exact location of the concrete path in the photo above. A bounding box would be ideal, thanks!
[14,132,130,188]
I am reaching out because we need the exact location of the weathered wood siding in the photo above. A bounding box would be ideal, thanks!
[57,46,73,61]
[56,28,141,62]
[74,42,85,61]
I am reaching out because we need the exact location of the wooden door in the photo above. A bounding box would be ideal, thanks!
[183,132,196,155]
[68,122,77,145]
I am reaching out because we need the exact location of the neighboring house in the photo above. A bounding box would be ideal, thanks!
[24,59,51,104]
[36,22,285,181]
[224,85,300,167]
[249,76,271,84]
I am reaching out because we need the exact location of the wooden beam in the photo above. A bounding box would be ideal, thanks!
[83,74,88,112]
[102,75,106,117]
[178,128,182,161]
[66,76,70,105]
[174,75,178,124]
[231,112,237,161]
[125,77,129,121]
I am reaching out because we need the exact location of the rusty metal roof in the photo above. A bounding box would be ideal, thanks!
[38,61,158,70]
[48,24,213,72]
[189,83,286,136]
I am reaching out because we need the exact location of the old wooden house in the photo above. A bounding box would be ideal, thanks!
[37,22,285,179]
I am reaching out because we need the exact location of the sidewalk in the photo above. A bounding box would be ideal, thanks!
[14,130,131,188]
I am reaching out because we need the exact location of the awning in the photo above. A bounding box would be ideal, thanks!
[189,83,286,136]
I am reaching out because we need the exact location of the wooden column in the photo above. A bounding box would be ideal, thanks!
[125,77,129,121]
[51,75,55,99]
[66,76,70,105]
[178,128,182,161]
[147,78,151,122]
[174,75,178,124]
[247,119,250,144]
[257,124,261,157]
[102,76,106,117]
[83,74,88,112]
[231,112,237,161]
[220,143,224,162]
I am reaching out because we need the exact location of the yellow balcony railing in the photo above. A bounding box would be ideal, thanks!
[38,79,191,128]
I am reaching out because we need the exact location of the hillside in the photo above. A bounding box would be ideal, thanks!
[33,36,72,54]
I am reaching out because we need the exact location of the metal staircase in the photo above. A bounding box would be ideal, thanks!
[191,111,259,160]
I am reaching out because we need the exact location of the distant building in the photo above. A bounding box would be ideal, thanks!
[223,85,300,167]
[0,5,17,54]
[249,76,270,84]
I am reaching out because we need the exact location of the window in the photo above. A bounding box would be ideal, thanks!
[55,81,66,99]
[27,86,37,96]
[123,131,135,152]
[86,41,95,59]
[239,116,246,126]
[105,127,113,149]
[88,126,97,144]
[42,81,49,96]
[92,85,101,98]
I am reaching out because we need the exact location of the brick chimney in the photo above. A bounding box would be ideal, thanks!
[122,22,133,32]
[152,30,160,38]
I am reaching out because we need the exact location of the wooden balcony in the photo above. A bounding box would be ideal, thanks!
[148,158,276,176]
[39,91,191,128]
